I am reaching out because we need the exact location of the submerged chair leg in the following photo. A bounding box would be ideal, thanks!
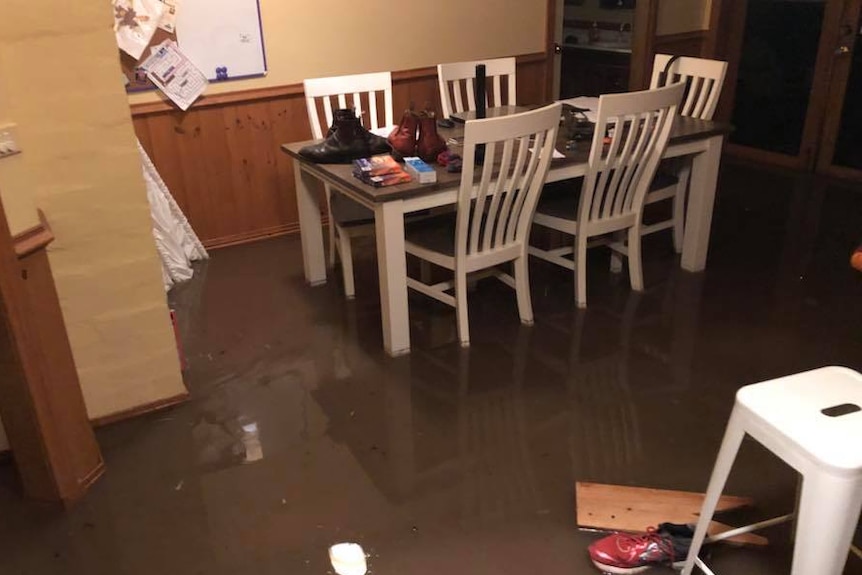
[575,236,588,308]
[610,230,625,274]
[455,270,470,346]
[627,226,644,292]
[326,186,338,268]
[672,162,692,254]
[514,255,534,325]
[329,225,338,268]
[337,228,356,299]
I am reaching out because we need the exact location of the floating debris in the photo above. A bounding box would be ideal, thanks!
[329,542,367,575]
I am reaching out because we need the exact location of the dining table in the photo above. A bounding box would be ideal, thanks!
[281,104,731,357]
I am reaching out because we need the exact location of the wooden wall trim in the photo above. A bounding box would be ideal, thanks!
[13,210,54,258]
[131,83,305,115]
[654,30,708,46]
[392,66,437,82]
[130,52,548,117]
[204,222,302,250]
[516,52,549,65]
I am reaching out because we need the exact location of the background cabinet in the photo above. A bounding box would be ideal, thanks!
[560,47,630,98]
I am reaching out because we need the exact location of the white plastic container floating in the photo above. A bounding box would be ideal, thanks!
[329,542,367,575]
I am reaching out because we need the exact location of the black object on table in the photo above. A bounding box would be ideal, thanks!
[474,64,486,163]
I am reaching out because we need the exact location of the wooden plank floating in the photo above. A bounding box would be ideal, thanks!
[575,482,769,546]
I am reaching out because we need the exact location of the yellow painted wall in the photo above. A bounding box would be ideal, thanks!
[129,0,548,105]
[0,0,186,419]
[657,0,709,35]
[0,176,38,237]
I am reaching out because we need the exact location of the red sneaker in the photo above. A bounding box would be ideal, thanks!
[587,523,693,574]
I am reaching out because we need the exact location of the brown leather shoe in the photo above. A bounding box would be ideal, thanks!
[416,110,447,163]
[388,108,419,158]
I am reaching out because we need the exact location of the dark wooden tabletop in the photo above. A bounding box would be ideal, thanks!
[281,114,731,205]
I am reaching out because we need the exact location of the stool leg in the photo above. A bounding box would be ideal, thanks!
[681,411,746,575]
[791,472,862,575]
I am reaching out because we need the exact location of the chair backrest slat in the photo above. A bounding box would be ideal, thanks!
[505,132,542,243]
[303,71,394,139]
[437,57,517,119]
[580,83,685,228]
[491,75,503,108]
[650,54,728,121]
[457,103,561,260]
[482,139,513,252]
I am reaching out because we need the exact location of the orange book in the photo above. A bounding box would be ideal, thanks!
[352,154,402,177]
[365,169,412,187]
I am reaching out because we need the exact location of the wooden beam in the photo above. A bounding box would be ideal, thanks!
[0,197,104,505]
[630,0,659,91]
[576,482,770,546]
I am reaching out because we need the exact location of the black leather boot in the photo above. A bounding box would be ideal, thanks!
[300,108,391,164]
[325,108,356,137]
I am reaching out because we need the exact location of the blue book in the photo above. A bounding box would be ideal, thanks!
[403,157,437,183]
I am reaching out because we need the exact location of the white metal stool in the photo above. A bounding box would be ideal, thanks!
[682,366,862,575]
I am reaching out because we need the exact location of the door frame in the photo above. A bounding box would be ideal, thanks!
[816,0,862,181]
[720,0,851,171]
[546,0,658,99]
[546,0,564,100]
[629,0,659,91]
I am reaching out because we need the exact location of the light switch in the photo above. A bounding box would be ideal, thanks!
[0,124,21,158]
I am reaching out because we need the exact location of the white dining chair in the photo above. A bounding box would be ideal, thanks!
[302,71,394,299]
[643,54,728,252]
[529,82,685,308]
[437,57,517,119]
[403,103,561,346]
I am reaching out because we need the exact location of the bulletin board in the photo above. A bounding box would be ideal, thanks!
[121,0,267,93]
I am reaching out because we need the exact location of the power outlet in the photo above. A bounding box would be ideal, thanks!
[0,124,21,158]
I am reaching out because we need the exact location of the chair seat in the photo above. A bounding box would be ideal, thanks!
[330,194,374,227]
[536,171,680,224]
[536,180,583,221]
[404,213,457,256]
[737,366,862,474]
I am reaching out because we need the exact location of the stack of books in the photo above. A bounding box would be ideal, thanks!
[352,154,412,187]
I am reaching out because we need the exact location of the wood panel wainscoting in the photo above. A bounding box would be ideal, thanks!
[654,31,709,59]
[0,209,104,505]
[132,53,551,250]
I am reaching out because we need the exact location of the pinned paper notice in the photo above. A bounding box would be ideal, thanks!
[158,0,179,33]
[140,40,207,111]
[113,0,165,60]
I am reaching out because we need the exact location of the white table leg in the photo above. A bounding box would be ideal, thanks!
[375,200,410,356]
[294,161,327,285]
[681,135,724,272]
